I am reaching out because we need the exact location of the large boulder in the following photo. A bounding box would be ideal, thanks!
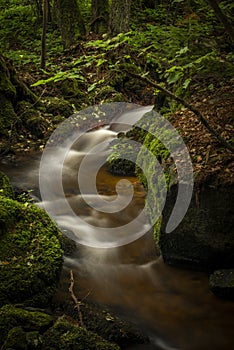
[0,173,63,307]
[159,183,234,270]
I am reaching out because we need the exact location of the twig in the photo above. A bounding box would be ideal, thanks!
[81,289,93,302]
[124,70,234,153]
[68,269,84,327]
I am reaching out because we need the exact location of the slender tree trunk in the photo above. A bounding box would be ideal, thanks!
[109,0,131,36]
[206,0,234,43]
[41,0,48,69]
[54,0,86,49]
[91,0,109,35]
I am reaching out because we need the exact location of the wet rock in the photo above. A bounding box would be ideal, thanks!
[159,183,234,270]
[61,300,149,348]
[0,304,53,348]
[209,269,234,299]
[41,315,120,350]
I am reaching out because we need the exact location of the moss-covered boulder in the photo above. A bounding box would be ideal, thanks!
[41,316,120,350]
[0,174,63,306]
[132,110,234,271]
[209,269,234,299]
[0,171,14,198]
[43,97,74,118]
[62,301,149,348]
[93,85,125,104]
[16,101,46,138]
[0,304,53,348]
[159,183,234,270]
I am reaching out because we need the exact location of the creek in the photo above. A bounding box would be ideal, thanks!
[1,106,234,350]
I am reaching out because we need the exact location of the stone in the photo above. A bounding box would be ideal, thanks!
[0,305,53,347]
[209,269,234,299]
[159,183,234,270]
[0,174,63,306]
[41,315,120,350]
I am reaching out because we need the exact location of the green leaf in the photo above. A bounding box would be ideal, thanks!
[183,78,191,89]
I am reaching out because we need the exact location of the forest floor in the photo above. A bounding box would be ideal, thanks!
[1,50,233,186]
[168,77,234,185]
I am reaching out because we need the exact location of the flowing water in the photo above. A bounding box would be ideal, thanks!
[1,106,234,350]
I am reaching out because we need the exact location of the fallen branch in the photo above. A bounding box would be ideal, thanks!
[69,269,84,327]
[125,70,234,153]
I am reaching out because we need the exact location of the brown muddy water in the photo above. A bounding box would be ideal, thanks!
[1,126,234,350]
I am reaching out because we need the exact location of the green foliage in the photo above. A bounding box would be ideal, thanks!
[1,0,233,110]
[31,69,85,87]
[0,4,38,51]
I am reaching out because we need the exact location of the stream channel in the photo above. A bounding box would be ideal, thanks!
[1,105,234,350]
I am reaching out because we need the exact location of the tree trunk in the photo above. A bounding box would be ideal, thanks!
[109,0,131,37]
[206,0,234,43]
[41,0,48,69]
[91,0,109,35]
[54,0,86,49]
[0,55,37,138]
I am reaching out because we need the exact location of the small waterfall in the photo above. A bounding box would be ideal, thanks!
[38,105,153,248]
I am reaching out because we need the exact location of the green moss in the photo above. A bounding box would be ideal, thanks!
[107,138,138,176]
[41,316,120,350]
[153,218,162,244]
[0,195,21,236]
[1,326,27,350]
[43,97,74,118]
[94,85,125,103]
[0,172,14,199]
[0,196,63,307]
[63,301,148,347]
[0,93,18,135]
[0,58,17,99]
[0,304,53,347]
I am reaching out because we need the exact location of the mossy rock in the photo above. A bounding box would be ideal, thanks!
[60,79,86,100]
[16,101,46,138]
[0,304,53,347]
[92,85,125,104]
[0,93,18,135]
[43,97,74,118]
[107,138,138,176]
[63,301,149,348]
[1,326,28,350]
[41,316,120,350]
[209,269,234,300]
[0,195,63,306]
[0,57,17,99]
[0,171,14,199]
